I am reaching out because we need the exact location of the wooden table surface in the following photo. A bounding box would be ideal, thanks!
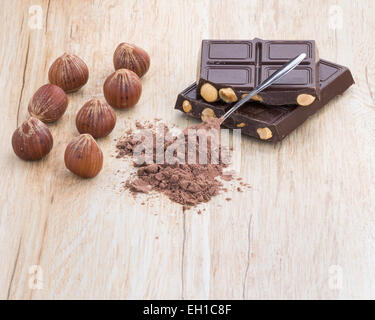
[1,0,374,300]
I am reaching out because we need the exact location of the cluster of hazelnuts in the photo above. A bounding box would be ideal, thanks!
[11,42,150,178]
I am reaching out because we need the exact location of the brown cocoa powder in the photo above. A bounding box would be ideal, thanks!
[115,119,244,206]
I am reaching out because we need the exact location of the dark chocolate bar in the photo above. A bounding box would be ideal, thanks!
[177,59,354,142]
[197,38,320,106]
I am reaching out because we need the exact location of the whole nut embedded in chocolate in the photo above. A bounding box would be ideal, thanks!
[251,94,264,103]
[241,93,263,103]
[256,127,272,140]
[200,83,218,103]
[296,94,316,106]
[201,108,216,121]
[236,122,246,128]
[219,88,238,103]
[182,100,192,113]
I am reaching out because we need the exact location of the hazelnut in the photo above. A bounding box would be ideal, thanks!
[200,83,218,102]
[256,127,273,140]
[103,69,142,109]
[48,53,89,93]
[113,42,150,78]
[182,100,192,113]
[76,99,116,138]
[241,93,263,102]
[12,117,53,161]
[219,88,238,103]
[64,134,103,178]
[297,94,316,106]
[251,94,263,103]
[28,84,68,123]
[201,108,216,121]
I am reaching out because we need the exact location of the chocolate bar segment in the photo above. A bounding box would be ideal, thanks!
[197,38,319,106]
[177,59,354,142]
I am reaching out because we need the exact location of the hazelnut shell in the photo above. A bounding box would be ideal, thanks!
[64,134,103,178]
[103,69,142,109]
[76,99,116,138]
[12,117,53,161]
[48,53,89,93]
[113,42,150,78]
[28,84,68,123]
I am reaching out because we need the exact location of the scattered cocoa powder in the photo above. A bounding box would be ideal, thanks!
[115,119,247,207]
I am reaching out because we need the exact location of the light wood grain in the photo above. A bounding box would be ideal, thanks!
[0,0,374,300]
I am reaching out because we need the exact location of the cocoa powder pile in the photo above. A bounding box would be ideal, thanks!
[115,119,237,206]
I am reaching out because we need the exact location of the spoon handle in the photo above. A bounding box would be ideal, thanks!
[221,52,307,121]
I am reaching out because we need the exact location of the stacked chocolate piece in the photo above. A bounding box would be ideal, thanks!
[175,38,354,142]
